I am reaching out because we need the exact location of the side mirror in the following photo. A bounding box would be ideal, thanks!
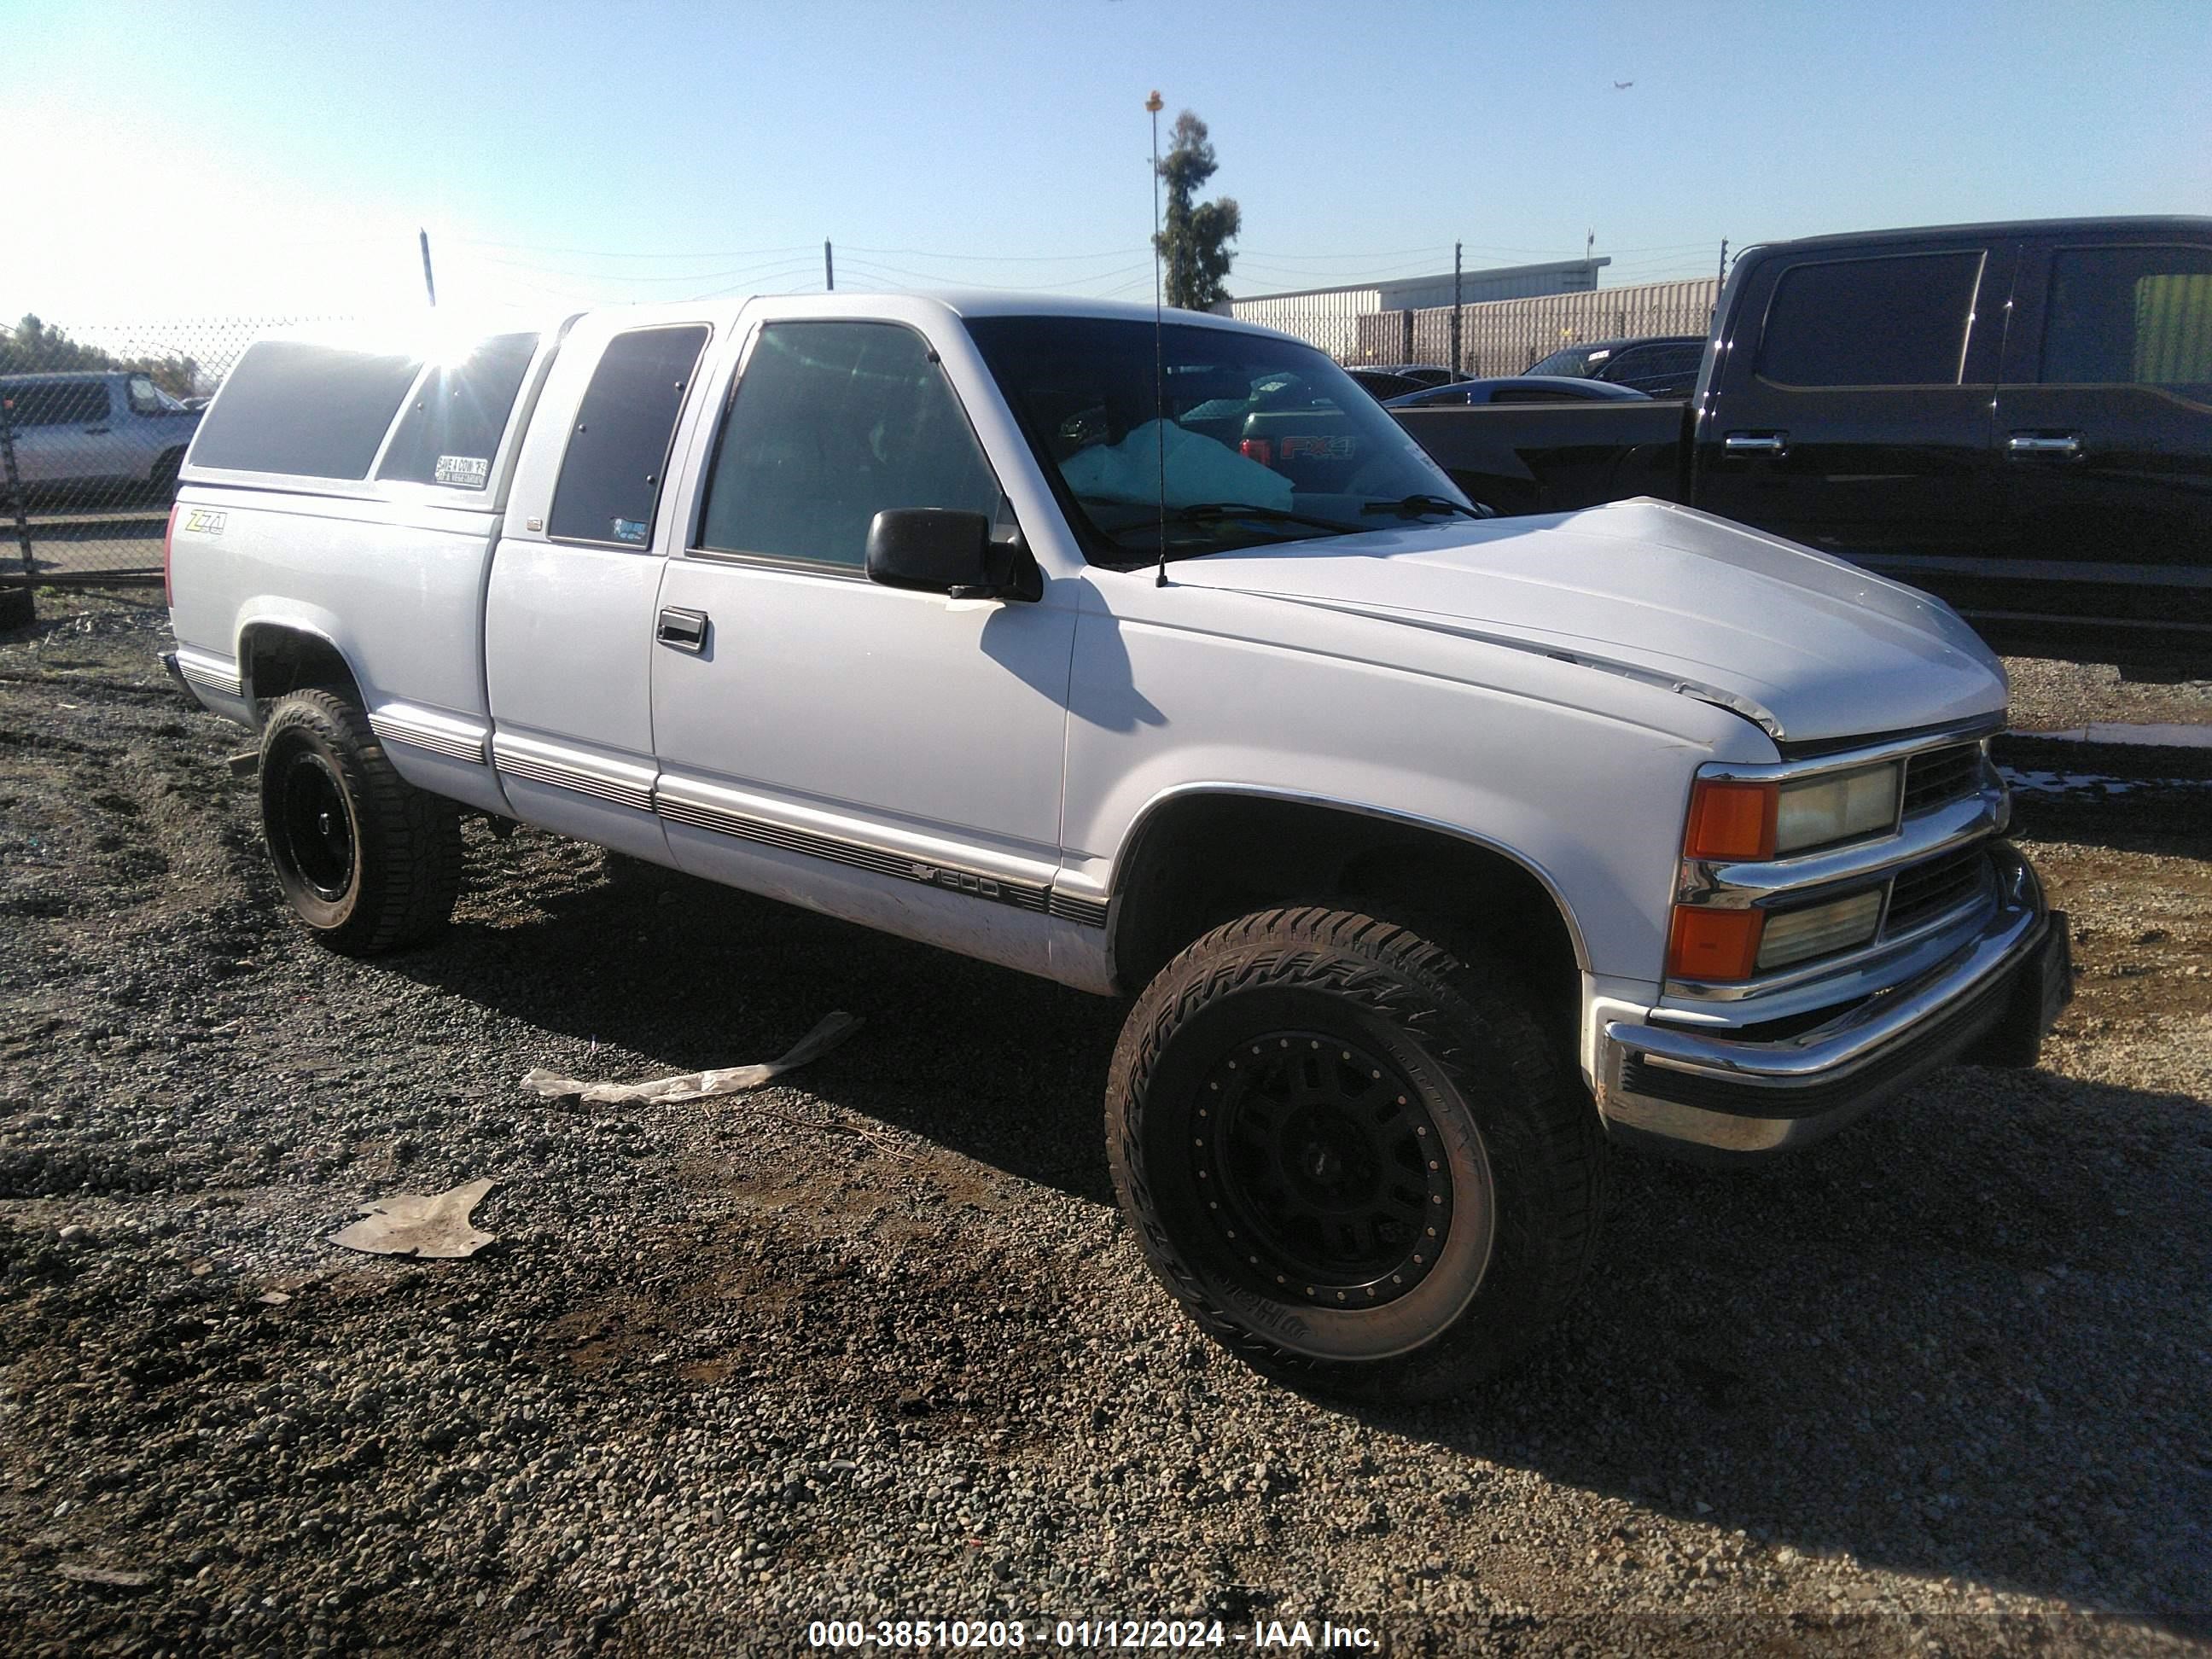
[864,509,1039,602]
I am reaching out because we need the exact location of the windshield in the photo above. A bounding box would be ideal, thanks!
[1525,345,1595,378]
[963,314,1476,562]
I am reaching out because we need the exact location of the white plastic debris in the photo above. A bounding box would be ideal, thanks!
[55,1563,153,1590]
[328,1178,498,1259]
[518,1011,860,1105]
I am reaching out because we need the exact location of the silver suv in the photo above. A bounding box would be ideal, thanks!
[0,370,202,505]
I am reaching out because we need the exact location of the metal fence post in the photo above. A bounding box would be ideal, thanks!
[1451,242,1463,376]
[0,395,34,628]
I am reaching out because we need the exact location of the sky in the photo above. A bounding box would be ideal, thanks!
[5,0,2207,329]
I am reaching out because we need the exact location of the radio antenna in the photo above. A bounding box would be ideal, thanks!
[1147,90,1168,588]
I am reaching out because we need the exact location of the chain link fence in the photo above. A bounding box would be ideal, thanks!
[1,317,326,591]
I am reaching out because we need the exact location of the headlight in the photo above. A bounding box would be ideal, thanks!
[1755,889,1884,970]
[1774,762,1901,854]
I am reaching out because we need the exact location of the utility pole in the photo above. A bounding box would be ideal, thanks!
[1451,242,1464,375]
[1714,238,1728,322]
[824,240,835,292]
[419,229,437,308]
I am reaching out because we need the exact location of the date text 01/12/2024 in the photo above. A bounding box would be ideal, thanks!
[805,1618,1381,1650]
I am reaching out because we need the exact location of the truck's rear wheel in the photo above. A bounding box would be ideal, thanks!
[1106,906,1606,1401]
[259,690,462,955]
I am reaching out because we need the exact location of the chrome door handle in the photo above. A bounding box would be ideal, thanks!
[1723,431,1787,457]
[655,607,708,652]
[2007,432,2081,457]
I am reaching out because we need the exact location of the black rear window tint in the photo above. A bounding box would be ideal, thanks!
[1756,252,1983,387]
[190,341,422,478]
[548,325,709,546]
[375,333,540,490]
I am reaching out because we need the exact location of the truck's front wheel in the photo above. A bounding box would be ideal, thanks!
[1106,906,1605,1401]
[259,690,462,955]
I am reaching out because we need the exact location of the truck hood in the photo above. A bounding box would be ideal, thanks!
[1163,498,2005,747]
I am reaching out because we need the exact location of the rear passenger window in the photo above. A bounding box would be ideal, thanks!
[696,322,1000,571]
[1756,253,1984,387]
[548,325,709,546]
[190,341,422,478]
[2040,245,2212,393]
[377,333,540,491]
[4,380,110,427]
[1607,342,1703,393]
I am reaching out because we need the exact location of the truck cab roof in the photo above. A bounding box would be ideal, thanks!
[1744,213,2212,262]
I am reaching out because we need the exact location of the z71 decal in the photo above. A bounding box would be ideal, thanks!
[183,509,227,535]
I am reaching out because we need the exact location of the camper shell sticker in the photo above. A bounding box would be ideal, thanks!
[434,454,490,490]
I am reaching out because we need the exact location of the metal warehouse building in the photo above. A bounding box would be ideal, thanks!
[1228,257,1610,355]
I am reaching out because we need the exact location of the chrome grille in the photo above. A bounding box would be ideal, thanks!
[1902,743,1982,818]
[1885,846,1990,936]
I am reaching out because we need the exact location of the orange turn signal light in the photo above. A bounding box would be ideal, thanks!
[1667,905,1766,982]
[1684,779,1778,862]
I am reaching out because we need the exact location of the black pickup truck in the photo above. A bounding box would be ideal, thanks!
[1392,217,2212,672]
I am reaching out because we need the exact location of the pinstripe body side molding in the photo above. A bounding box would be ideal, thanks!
[494,744,1097,924]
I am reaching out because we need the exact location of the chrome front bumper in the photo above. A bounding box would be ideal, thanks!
[1598,845,2070,1155]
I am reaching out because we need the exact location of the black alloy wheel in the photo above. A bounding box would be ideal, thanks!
[275,748,357,902]
[1196,1031,1452,1310]
[257,689,463,955]
[1107,905,1608,1401]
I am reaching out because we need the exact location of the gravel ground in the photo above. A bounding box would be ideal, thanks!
[2002,657,2212,733]
[2,591,2207,1656]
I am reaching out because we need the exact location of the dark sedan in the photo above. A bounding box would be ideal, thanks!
[1385,375,1653,408]
[1524,335,1705,398]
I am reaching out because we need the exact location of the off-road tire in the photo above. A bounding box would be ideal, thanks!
[1106,905,1607,1401]
[259,690,462,955]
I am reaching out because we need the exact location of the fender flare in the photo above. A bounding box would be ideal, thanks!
[1105,781,1592,975]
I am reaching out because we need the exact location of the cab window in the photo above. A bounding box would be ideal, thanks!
[696,321,999,572]
[2040,244,2212,395]
[548,325,709,546]
[1757,252,1984,387]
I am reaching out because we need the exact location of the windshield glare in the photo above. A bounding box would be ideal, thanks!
[963,315,1476,561]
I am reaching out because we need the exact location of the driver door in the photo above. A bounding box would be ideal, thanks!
[649,314,1079,977]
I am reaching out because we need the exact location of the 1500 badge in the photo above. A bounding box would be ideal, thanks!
[907,862,1006,901]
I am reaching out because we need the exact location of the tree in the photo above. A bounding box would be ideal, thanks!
[1,314,201,399]
[1154,111,1240,311]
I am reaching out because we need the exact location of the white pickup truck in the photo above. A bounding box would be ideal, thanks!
[162,295,2070,1400]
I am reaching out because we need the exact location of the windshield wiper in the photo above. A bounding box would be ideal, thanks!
[1361,493,1489,521]
[1167,502,1365,533]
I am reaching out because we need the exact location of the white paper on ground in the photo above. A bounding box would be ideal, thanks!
[328,1178,498,1259]
[518,1011,862,1105]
